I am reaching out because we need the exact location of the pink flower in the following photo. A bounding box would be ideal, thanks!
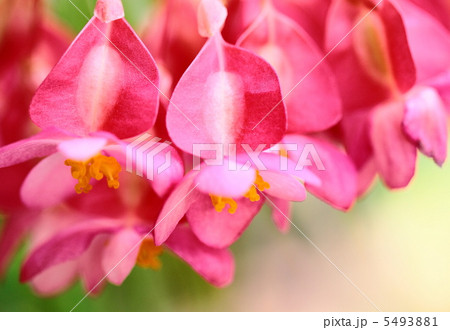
[154,149,326,249]
[19,172,234,294]
[0,0,167,207]
[165,0,286,159]
[0,0,70,146]
[326,0,448,192]
[235,0,342,134]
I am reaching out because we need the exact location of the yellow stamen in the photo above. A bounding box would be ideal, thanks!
[210,171,270,214]
[279,148,288,158]
[136,239,164,270]
[209,195,238,214]
[64,154,121,194]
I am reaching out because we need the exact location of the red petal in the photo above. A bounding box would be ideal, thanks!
[166,225,234,287]
[186,193,264,249]
[282,135,358,210]
[30,17,159,139]
[395,0,450,82]
[166,34,286,158]
[237,5,342,133]
[0,128,71,168]
[153,172,201,246]
[20,220,121,282]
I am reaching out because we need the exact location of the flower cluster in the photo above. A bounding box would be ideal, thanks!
[0,0,448,295]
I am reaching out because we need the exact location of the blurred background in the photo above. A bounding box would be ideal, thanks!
[0,0,449,312]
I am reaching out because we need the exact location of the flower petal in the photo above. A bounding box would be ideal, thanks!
[20,219,121,282]
[371,100,417,188]
[197,0,228,38]
[325,0,415,109]
[79,234,109,295]
[102,228,141,286]
[403,87,448,166]
[237,6,342,133]
[166,34,286,158]
[267,196,291,233]
[30,261,78,296]
[259,170,306,202]
[154,172,201,246]
[186,193,264,249]
[0,128,71,168]
[57,137,108,161]
[30,16,159,138]
[165,225,234,287]
[396,0,450,82]
[117,141,184,198]
[195,160,256,198]
[94,0,124,23]
[282,135,358,210]
[20,152,77,209]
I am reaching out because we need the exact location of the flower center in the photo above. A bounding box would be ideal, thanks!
[136,239,164,270]
[64,154,121,194]
[209,171,270,214]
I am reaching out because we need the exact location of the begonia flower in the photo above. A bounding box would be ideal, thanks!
[326,0,448,191]
[166,0,287,159]
[19,173,234,294]
[0,0,169,207]
[154,153,320,248]
[236,0,342,133]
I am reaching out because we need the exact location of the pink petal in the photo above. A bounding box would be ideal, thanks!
[30,261,78,296]
[356,158,378,197]
[94,0,125,23]
[30,17,159,139]
[380,0,417,92]
[0,128,71,168]
[166,34,286,159]
[165,225,234,287]
[20,219,121,282]
[119,139,184,197]
[395,0,450,82]
[237,5,342,133]
[154,172,201,246]
[403,87,448,166]
[430,71,450,112]
[20,153,77,209]
[195,160,256,198]
[340,109,374,170]
[144,0,205,85]
[79,234,110,295]
[186,193,264,248]
[259,170,306,202]
[102,228,141,286]
[267,196,291,233]
[371,100,417,188]
[237,152,321,186]
[325,0,415,109]
[282,135,358,210]
[407,0,450,31]
[198,0,228,38]
[57,137,108,161]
